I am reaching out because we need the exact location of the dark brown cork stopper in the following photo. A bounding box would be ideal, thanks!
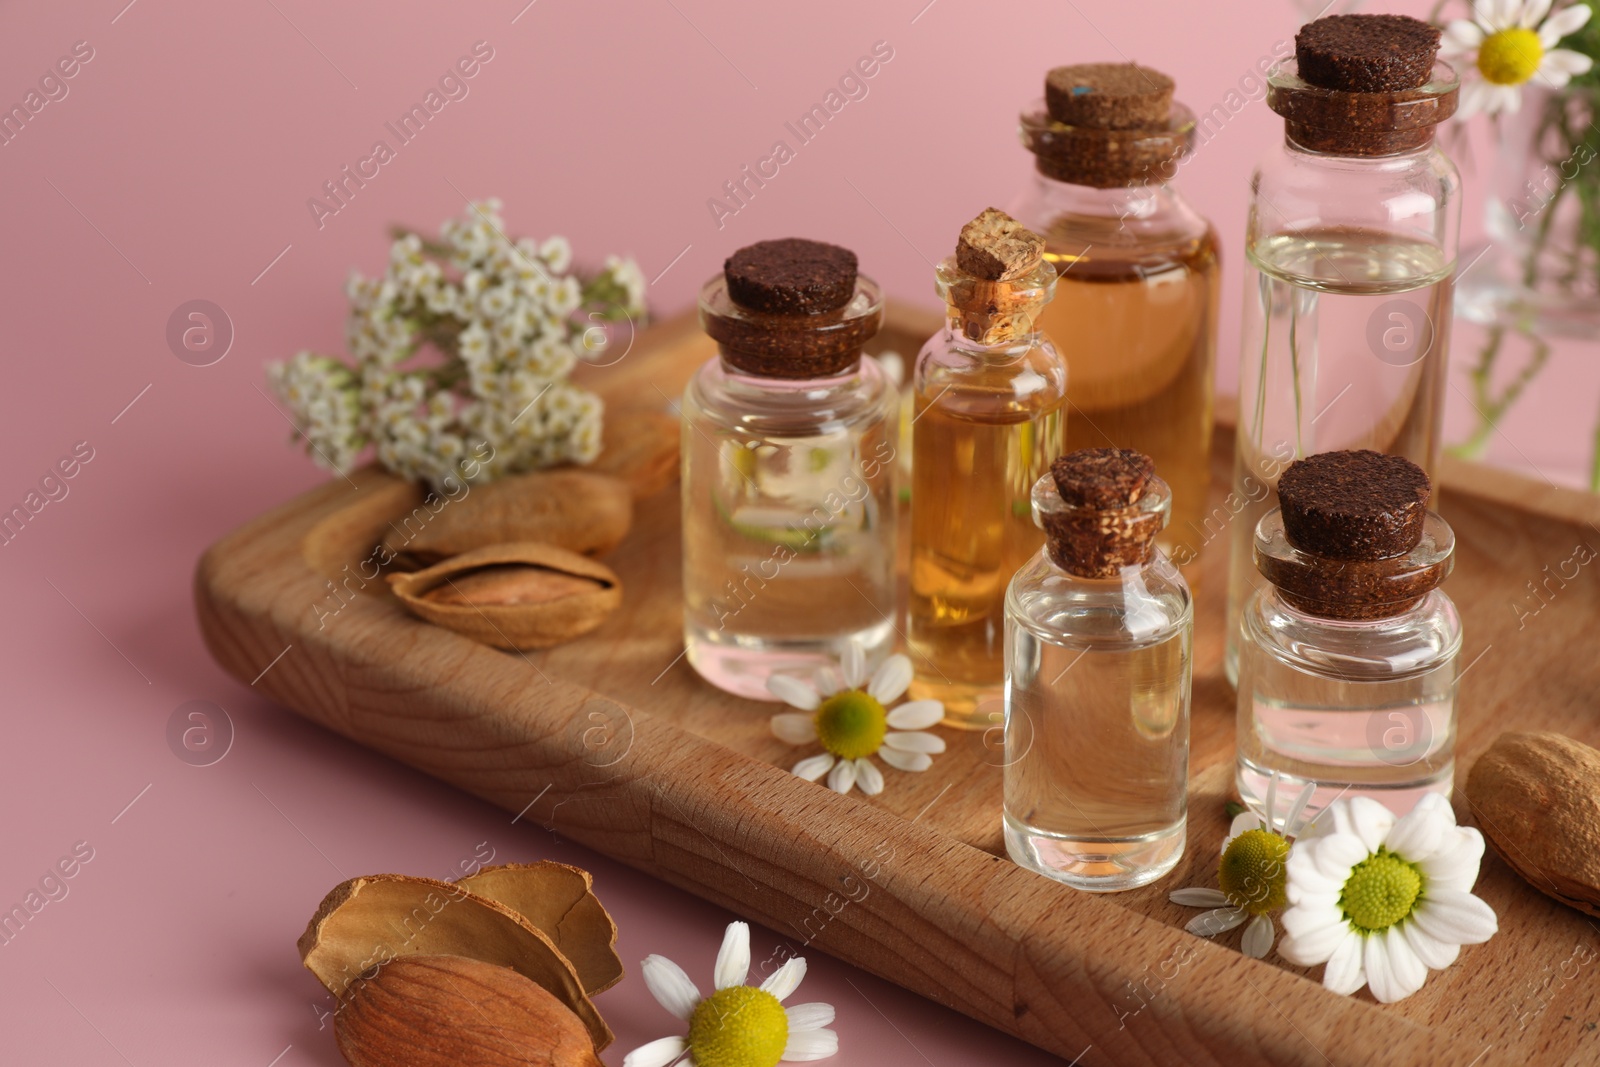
[1277,450,1432,561]
[1296,15,1441,93]
[725,239,858,315]
[956,209,1045,281]
[1042,449,1164,579]
[1045,63,1174,130]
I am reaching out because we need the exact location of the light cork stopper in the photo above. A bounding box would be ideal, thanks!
[955,209,1045,281]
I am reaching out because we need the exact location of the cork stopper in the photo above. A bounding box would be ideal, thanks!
[1295,15,1441,93]
[1277,450,1432,561]
[1038,449,1167,579]
[725,238,858,315]
[956,209,1045,281]
[1044,63,1174,130]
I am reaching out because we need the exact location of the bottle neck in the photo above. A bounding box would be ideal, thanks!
[1029,167,1177,215]
[1281,128,1438,159]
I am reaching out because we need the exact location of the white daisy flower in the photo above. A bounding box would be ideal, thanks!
[1278,793,1497,1003]
[768,645,945,796]
[1441,0,1595,118]
[1169,772,1317,959]
[625,921,838,1067]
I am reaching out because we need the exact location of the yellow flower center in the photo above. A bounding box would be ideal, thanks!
[1478,27,1544,85]
[687,986,789,1067]
[814,690,887,761]
[1340,847,1423,932]
[1218,828,1291,916]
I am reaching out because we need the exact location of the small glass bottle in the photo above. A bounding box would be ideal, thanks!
[1004,449,1192,892]
[1008,62,1220,581]
[1225,14,1462,683]
[908,210,1068,728]
[1236,450,1460,821]
[681,238,898,701]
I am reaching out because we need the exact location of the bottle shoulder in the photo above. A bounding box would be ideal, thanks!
[684,354,896,437]
[1241,588,1462,680]
[1007,549,1192,649]
[1008,171,1217,267]
[912,331,1068,417]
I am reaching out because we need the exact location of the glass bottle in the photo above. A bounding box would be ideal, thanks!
[1008,63,1220,581]
[1236,450,1460,821]
[681,240,898,701]
[1004,449,1192,892]
[1225,18,1462,683]
[908,212,1067,729]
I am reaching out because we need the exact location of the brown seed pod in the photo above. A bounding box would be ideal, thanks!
[335,955,604,1067]
[586,409,680,499]
[456,862,623,995]
[1465,731,1600,919]
[383,469,632,563]
[298,873,612,1050]
[387,543,621,650]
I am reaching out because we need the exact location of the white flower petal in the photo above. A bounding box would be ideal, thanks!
[1322,929,1368,996]
[883,731,945,754]
[783,1027,839,1061]
[1385,793,1450,861]
[867,654,913,704]
[1411,888,1498,946]
[1495,83,1525,113]
[886,700,944,730]
[762,956,807,1002]
[1187,907,1247,937]
[1228,811,1264,841]
[792,753,835,782]
[813,665,844,697]
[641,955,702,1020]
[1456,79,1489,119]
[1279,910,1349,965]
[1337,797,1396,853]
[878,747,933,773]
[1313,833,1370,884]
[1418,827,1485,893]
[714,922,751,991]
[1242,914,1275,959]
[624,1035,687,1067]
[1363,929,1400,1004]
[1402,919,1461,971]
[785,1002,836,1031]
[768,674,820,711]
[828,759,856,794]
[842,642,866,689]
[1520,0,1553,29]
[772,713,819,745]
[854,757,884,796]
[1283,781,1317,840]
[1542,47,1594,75]
[1169,887,1230,907]
[1540,2,1592,44]
[1444,18,1485,50]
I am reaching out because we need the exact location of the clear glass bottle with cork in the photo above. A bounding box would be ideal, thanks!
[682,238,898,701]
[1004,448,1192,892]
[1008,62,1220,581]
[1236,450,1461,821]
[1225,14,1462,683]
[908,209,1068,728]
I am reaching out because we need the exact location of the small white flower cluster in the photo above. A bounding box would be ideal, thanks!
[269,199,646,488]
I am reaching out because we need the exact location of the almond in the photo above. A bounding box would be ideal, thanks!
[420,565,605,609]
[336,955,602,1067]
[456,863,622,995]
[384,469,632,563]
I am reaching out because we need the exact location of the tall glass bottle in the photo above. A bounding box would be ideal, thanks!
[1008,62,1220,580]
[1236,450,1460,820]
[1004,449,1192,891]
[908,210,1068,728]
[682,239,898,701]
[1225,14,1462,683]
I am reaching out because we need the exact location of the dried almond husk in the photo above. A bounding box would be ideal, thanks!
[388,543,620,651]
[1465,731,1600,918]
[298,873,612,1049]
[383,469,631,563]
[588,409,679,499]
[336,955,603,1067]
[456,862,622,995]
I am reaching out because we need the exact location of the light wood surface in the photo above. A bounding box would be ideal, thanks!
[197,306,1600,1066]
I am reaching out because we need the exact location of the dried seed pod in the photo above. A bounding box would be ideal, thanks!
[586,409,679,499]
[388,544,621,650]
[335,955,603,1067]
[456,862,623,995]
[383,470,632,563]
[298,873,612,1049]
[1466,732,1600,918]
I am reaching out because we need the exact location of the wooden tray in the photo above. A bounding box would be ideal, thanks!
[197,306,1600,1066]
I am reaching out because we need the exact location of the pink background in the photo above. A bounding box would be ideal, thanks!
[0,0,1590,1064]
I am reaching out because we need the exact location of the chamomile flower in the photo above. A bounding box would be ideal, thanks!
[625,921,838,1067]
[1442,0,1595,118]
[768,646,944,796]
[1278,793,1497,1003]
[1169,773,1317,959]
